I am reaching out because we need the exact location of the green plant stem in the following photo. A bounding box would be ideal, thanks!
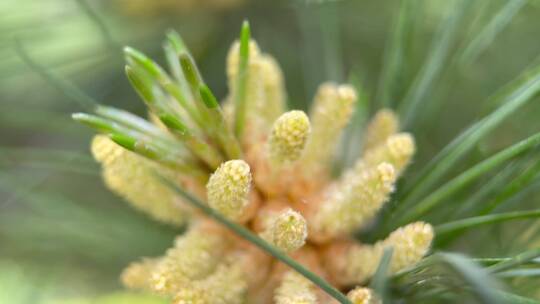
[159,176,352,304]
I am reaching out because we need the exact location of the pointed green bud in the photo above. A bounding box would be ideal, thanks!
[108,132,137,151]
[72,112,116,133]
[158,113,189,135]
[124,46,162,78]
[165,29,187,54]
[179,53,203,95]
[108,133,160,160]
[125,65,155,104]
[240,20,251,61]
[199,84,219,109]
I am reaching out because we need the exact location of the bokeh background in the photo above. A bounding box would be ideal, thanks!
[2,0,540,302]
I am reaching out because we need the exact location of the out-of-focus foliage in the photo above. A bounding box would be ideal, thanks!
[2,0,540,303]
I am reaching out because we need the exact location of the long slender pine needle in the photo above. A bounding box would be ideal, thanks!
[376,0,416,108]
[473,257,540,266]
[459,0,527,65]
[438,252,503,304]
[74,0,118,51]
[489,248,540,274]
[399,0,472,128]
[14,39,97,111]
[397,132,540,226]
[318,2,343,82]
[233,21,251,138]
[498,269,540,278]
[398,61,540,211]
[479,159,540,215]
[494,290,540,304]
[0,147,98,176]
[450,160,521,218]
[435,209,540,236]
[369,247,393,302]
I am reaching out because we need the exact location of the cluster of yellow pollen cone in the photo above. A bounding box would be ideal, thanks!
[89,35,433,304]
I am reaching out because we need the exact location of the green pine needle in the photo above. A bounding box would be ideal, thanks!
[15,39,97,111]
[397,132,540,226]
[376,0,417,108]
[459,0,527,65]
[369,247,393,302]
[438,252,503,304]
[398,0,472,127]
[233,20,251,139]
[436,209,540,236]
[489,248,540,274]
[399,61,540,212]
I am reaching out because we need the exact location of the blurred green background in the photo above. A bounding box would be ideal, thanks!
[2,0,540,302]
